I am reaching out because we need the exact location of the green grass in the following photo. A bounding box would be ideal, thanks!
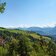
[0,46,7,56]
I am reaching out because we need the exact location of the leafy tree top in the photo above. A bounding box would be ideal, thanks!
[0,2,6,13]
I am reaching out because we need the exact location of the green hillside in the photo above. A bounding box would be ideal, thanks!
[0,27,56,56]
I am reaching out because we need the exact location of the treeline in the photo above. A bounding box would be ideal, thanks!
[0,29,56,56]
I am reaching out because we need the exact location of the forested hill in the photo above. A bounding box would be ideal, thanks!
[0,27,56,56]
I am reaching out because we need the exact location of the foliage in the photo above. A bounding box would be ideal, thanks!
[0,28,56,56]
[0,2,6,13]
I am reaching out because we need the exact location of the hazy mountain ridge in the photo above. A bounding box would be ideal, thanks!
[16,26,56,39]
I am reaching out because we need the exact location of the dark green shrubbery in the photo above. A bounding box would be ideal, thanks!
[0,29,56,56]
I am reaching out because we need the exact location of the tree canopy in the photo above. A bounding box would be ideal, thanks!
[0,2,6,13]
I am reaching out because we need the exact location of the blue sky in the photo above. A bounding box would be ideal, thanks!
[0,0,56,27]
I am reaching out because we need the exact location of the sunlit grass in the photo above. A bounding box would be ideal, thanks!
[0,46,7,56]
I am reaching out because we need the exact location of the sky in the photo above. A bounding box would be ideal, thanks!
[0,0,56,28]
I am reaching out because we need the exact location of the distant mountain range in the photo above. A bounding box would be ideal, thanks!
[15,26,56,39]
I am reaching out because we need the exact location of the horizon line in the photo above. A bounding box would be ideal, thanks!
[0,24,56,28]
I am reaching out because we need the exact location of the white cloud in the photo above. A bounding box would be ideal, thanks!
[1,22,56,28]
